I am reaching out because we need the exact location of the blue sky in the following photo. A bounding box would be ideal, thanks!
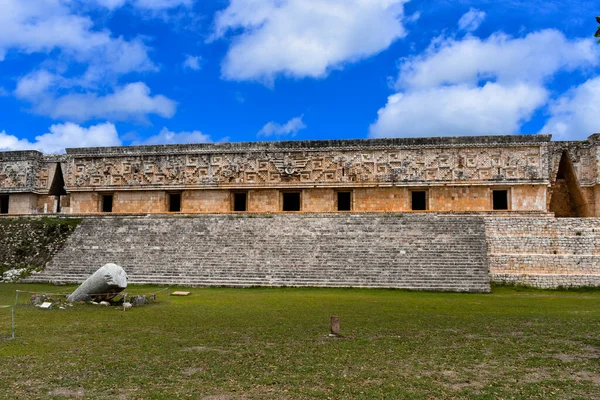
[0,0,598,153]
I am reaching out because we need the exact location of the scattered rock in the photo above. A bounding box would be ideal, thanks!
[130,295,147,306]
[2,268,28,282]
[99,301,110,306]
[123,302,132,309]
[31,294,45,305]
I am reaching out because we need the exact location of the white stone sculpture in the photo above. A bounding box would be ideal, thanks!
[67,263,128,302]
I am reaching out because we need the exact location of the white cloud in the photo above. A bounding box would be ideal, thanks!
[134,0,192,9]
[139,127,212,145]
[458,8,486,32]
[370,83,548,138]
[15,70,62,99]
[89,0,127,10]
[258,115,306,137]
[17,82,177,122]
[183,55,202,71]
[0,0,155,78]
[0,131,35,152]
[0,123,121,153]
[213,0,409,83]
[2,0,170,124]
[370,28,600,139]
[396,30,599,90]
[89,0,192,10]
[540,77,600,140]
[0,123,215,153]
[405,11,420,24]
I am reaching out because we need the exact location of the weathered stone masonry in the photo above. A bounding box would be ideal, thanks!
[24,214,491,292]
[1,134,580,215]
[486,217,600,288]
[4,133,600,289]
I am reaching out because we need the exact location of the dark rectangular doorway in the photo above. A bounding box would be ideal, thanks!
[337,191,351,211]
[0,195,8,214]
[233,192,247,212]
[102,194,113,213]
[493,190,508,210]
[282,192,301,212]
[169,193,181,212]
[411,191,427,211]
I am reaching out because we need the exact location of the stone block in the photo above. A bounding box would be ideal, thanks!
[67,263,128,302]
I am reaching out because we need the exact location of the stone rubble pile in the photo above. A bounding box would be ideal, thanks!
[1,268,27,282]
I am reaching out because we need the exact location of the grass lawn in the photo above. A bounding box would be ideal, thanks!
[0,284,599,399]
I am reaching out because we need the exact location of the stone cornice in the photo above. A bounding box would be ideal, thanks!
[65,135,553,157]
[0,151,43,161]
[66,179,549,192]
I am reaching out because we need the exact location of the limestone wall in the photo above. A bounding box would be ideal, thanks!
[485,217,600,288]
[58,185,549,214]
[182,190,231,213]
[69,192,100,214]
[8,193,38,214]
[112,191,167,213]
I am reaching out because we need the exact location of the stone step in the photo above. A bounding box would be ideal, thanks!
[487,236,600,255]
[27,214,491,292]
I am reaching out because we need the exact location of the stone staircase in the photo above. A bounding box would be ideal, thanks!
[26,214,491,292]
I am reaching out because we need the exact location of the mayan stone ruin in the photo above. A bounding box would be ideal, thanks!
[2,134,600,290]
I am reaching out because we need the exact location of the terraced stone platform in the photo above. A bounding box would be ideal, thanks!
[486,217,600,288]
[25,214,491,292]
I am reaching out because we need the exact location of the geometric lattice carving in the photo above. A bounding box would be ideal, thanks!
[66,146,546,189]
[4,135,600,194]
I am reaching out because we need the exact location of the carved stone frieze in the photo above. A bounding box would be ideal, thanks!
[0,154,71,193]
[0,161,30,190]
[64,145,548,190]
[548,141,598,187]
[8,135,600,194]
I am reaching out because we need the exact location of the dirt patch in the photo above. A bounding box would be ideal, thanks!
[424,369,487,391]
[183,346,230,354]
[440,370,458,378]
[553,353,580,362]
[552,351,600,362]
[582,344,600,358]
[115,388,140,400]
[48,387,85,398]
[182,367,204,376]
[574,371,600,385]
[445,380,486,391]
[520,370,553,383]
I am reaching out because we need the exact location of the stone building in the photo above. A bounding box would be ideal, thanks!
[3,133,600,290]
[0,134,597,217]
